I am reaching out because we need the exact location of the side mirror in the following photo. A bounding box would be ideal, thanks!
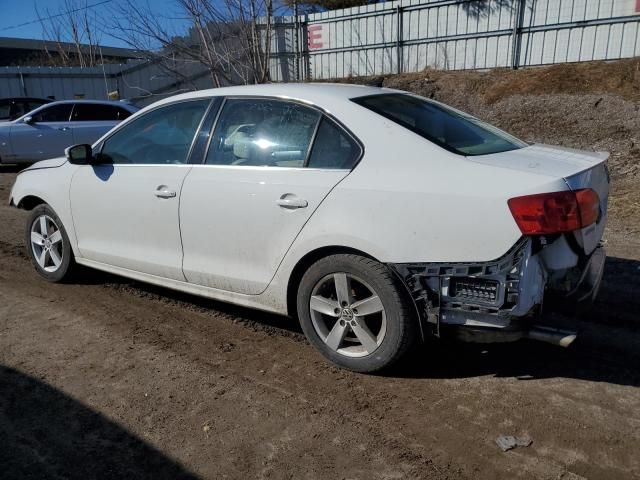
[65,144,93,165]
[23,115,34,124]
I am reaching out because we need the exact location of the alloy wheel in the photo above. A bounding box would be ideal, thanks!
[30,214,64,273]
[309,272,387,358]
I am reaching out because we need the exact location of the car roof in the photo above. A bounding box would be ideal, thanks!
[7,98,139,123]
[153,83,394,109]
[44,99,139,111]
[0,97,51,102]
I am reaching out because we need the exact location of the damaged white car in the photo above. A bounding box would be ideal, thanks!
[9,84,608,372]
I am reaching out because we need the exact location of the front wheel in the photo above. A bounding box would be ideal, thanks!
[25,204,76,282]
[297,254,416,373]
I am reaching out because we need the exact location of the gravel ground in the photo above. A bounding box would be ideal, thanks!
[2,60,640,479]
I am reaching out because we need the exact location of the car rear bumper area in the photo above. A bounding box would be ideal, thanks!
[390,237,606,345]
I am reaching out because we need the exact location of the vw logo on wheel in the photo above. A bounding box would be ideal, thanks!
[341,308,354,319]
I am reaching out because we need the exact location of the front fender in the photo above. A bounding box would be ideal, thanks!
[10,162,81,257]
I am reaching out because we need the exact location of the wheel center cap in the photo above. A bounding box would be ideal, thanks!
[341,308,354,320]
[44,239,52,248]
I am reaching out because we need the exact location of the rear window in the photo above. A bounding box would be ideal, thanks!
[352,93,526,156]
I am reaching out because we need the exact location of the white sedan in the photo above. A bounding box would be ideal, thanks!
[9,84,609,372]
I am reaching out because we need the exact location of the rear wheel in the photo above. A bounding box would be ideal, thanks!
[297,254,416,373]
[25,204,76,282]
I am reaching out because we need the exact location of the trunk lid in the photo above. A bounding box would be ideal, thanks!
[468,144,608,178]
[469,144,609,255]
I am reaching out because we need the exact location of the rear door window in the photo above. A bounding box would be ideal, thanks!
[205,99,321,168]
[352,93,526,156]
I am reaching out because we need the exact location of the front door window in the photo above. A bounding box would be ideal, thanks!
[99,100,210,165]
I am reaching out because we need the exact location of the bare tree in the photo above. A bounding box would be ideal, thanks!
[107,0,275,87]
[37,0,103,67]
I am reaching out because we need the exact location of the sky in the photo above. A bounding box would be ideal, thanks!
[0,0,190,48]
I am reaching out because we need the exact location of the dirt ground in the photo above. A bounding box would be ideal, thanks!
[2,60,640,479]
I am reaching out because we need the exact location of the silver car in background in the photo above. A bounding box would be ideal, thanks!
[0,100,139,164]
[0,97,52,123]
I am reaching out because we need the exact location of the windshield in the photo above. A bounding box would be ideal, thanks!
[352,93,527,156]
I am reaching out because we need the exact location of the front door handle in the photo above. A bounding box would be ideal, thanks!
[155,185,176,199]
[277,194,308,209]
[58,127,70,131]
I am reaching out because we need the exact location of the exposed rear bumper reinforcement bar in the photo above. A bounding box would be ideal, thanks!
[390,238,605,346]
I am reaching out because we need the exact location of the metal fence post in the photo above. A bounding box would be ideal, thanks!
[511,0,527,69]
[396,5,403,74]
[302,17,311,81]
[293,0,300,82]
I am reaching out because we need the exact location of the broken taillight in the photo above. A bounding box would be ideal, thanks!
[508,189,600,235]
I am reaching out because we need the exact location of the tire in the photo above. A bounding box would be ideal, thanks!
[297,254,416,373]
[25,204,76,282]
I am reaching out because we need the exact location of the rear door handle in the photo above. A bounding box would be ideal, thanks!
[58,127,70,131]
[277,194,308,209]
[155,185,176,199]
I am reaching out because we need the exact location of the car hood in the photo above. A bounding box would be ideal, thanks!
[23,156,68,172]
[467,144,609,179]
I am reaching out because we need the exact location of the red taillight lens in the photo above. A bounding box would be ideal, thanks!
[508,189,600,235]
[575,188,600,226]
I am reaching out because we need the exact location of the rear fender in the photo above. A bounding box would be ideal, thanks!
[564,160,610,255]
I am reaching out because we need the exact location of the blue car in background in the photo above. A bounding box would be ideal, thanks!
[0,100,139,164]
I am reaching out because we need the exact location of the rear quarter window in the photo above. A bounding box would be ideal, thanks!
[307,117,361,169]
[352,93,526,156]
